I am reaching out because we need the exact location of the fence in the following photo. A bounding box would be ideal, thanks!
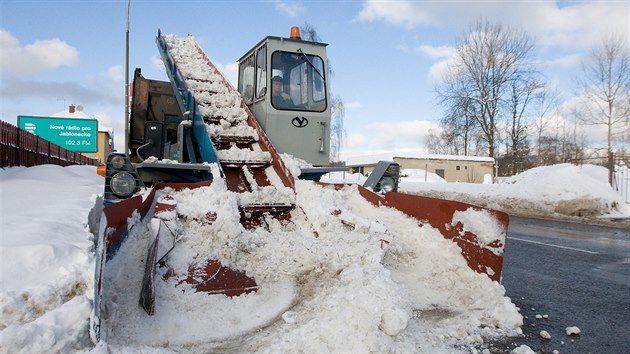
[1,120,99,168]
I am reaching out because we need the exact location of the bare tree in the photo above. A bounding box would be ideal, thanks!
[436,75,483,156]
[425,122,486,156]
[329,94,345,162]
[301,22,321,43]
[532,86,560,162]
[538,134,580,165]
[504,76,543,174]
[435,20,537,159]
[576,32,630,184]
[425,128,462,155]
[302,22,345,162]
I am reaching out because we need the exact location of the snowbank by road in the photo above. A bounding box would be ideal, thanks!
[395,164,627,221]
[0,165,102,352]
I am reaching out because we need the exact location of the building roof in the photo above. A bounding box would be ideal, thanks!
[51,109,92,119]
[345,152,494,166]
[51,105,112,133]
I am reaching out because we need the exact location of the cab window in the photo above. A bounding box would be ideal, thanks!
[238,52,255,104]
[255,45,267,99]
[271,51,326,112]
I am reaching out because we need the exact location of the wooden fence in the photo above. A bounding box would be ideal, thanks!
[1,120,99,168]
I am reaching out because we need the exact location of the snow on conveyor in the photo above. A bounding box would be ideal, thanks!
[162,34,294,207]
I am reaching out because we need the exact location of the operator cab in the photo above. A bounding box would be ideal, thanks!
[237,27,331,166]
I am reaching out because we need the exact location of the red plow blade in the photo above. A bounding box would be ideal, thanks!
[357,186,508,282]
[184,259,258,296]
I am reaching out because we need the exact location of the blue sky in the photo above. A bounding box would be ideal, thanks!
[1,0,627,159]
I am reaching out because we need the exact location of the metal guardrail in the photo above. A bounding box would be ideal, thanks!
[0,120,99,168]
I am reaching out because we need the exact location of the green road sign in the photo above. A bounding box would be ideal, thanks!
[18,115,99,153]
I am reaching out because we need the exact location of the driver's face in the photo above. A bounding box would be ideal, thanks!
[272,81,282,95]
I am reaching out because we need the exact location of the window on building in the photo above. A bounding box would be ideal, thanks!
[456,165,460,171]
[435,169,445,179]
[351,166,364,174]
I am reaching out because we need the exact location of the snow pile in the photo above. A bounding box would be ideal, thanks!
[321,170,368,184]
[280,153,312,178]
[501,164,622,216]
[238,184,295,206]
[400,168,447,184]
[98,182,299,345]
[99,177,522,352]
[398,164,629,220]
[0,164,523,353]
[321,167,447,186]
[452,209,505,252]
[0,165,102,352]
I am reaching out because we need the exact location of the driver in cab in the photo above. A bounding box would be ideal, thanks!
[271,75,295,109]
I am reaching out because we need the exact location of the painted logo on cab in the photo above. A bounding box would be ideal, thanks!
[292,117,309,128]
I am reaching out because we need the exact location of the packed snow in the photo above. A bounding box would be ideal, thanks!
[1,161,625,353]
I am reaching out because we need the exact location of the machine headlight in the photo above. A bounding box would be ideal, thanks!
[111,155,126,169]
[110,171,137,197]
[379,177,396,193]
[363,161,400,194]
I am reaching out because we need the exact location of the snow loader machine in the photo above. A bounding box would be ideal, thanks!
[91,27,509,344]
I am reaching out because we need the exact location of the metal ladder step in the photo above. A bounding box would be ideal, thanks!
[219,160,270,169]
[239,203,294,214]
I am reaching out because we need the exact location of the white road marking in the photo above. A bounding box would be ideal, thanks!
[509,236,600,255]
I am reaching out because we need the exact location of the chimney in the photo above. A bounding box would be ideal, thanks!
[69,104,75,113]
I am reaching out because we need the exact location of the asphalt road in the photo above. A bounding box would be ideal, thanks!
[490,216,630,354]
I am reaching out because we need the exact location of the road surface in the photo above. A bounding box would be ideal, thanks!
[491,216,629,353]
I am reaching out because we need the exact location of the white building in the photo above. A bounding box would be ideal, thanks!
[345,152,495,184]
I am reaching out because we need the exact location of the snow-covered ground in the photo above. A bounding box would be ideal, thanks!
[0,163,626,353]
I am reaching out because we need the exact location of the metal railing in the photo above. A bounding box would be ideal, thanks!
[1,120,99,168]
